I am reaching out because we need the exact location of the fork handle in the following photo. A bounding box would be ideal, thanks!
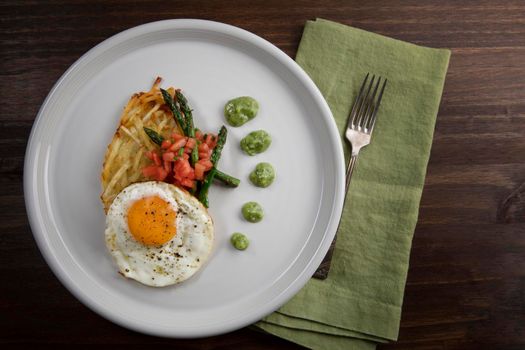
[345,154,359,191]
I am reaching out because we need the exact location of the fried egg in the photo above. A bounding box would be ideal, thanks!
[105,181,214,287]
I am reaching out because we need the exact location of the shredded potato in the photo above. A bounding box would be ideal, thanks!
[100,77,178,212]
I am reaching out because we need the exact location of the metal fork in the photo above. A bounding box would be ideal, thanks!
[344,73,387,190]
[313,74,388,280]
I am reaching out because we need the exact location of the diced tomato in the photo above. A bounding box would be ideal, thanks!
[142,127,220,190]
[162,152,175,162]
[161,139,172,149]
[142,165,158,178]
[198,143,209,153]
[198,159,214,171]
[183,138,197,154]
[195,130,204,141]
[156,167,168,181]
[174,158,194,183]
[186,138,196,149]
[163,160,171,174]
[205,134,217,148]
[180,178,195,188]
[179,160,192,178]
[142,165,168,181]
[172,133,185,142]
[152,152,161,166]
[173,158,186,173]
[173,171,183,182]
[194,163,205,180]
[173,157,184,168]
[169,138,187,152]
[200,150,213,160]
[198,143,210,159]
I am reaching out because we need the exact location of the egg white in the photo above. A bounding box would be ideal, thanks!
[105,181,214,287]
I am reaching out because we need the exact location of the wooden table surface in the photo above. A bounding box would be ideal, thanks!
[2,1,525,349]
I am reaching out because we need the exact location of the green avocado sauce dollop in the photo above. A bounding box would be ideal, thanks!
[242,202,264,223]
[240,130,272,156]
[224,96,259,127]
[230,232,249,250]
[249,162,275,188]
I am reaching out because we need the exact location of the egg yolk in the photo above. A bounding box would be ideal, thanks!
[127,195,177,246]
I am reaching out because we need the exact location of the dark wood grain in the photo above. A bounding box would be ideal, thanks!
[2,0,525,349]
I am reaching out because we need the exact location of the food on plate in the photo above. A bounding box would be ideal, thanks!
[214,169,241,187]
[194,126,227,208]
[242,201,264,223]
[224,96,259,127]
[105,181,214,287]
[230,232,249,250]
[101,77,239,213]
[240,130,272,156]
[142,124,228,208]
[249,162,275,188]
[100,78,177,212]
[101,77,245,286]
[142,127,240,189]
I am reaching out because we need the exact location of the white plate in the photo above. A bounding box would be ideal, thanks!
[24,19,344,338]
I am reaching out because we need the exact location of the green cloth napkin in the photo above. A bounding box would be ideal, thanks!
[255,19,450,349]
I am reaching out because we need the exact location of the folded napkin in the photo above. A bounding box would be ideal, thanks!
[255,19,450,349]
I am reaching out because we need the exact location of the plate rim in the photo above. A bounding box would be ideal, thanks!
[24,19,345,338]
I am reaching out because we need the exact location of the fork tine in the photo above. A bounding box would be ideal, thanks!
[346,73,369,129]
[361,76,382,132]
[354,75,376,129]
[368,78,388,132]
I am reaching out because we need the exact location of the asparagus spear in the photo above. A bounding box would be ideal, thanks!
[143,127,239,186]
[175,91,192,135]
[143,127,163,146]
[160,88,187,134]
[210,126,227,164]
[198,126,227,207]
[214,169,240,187]
[176,91,199,166]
